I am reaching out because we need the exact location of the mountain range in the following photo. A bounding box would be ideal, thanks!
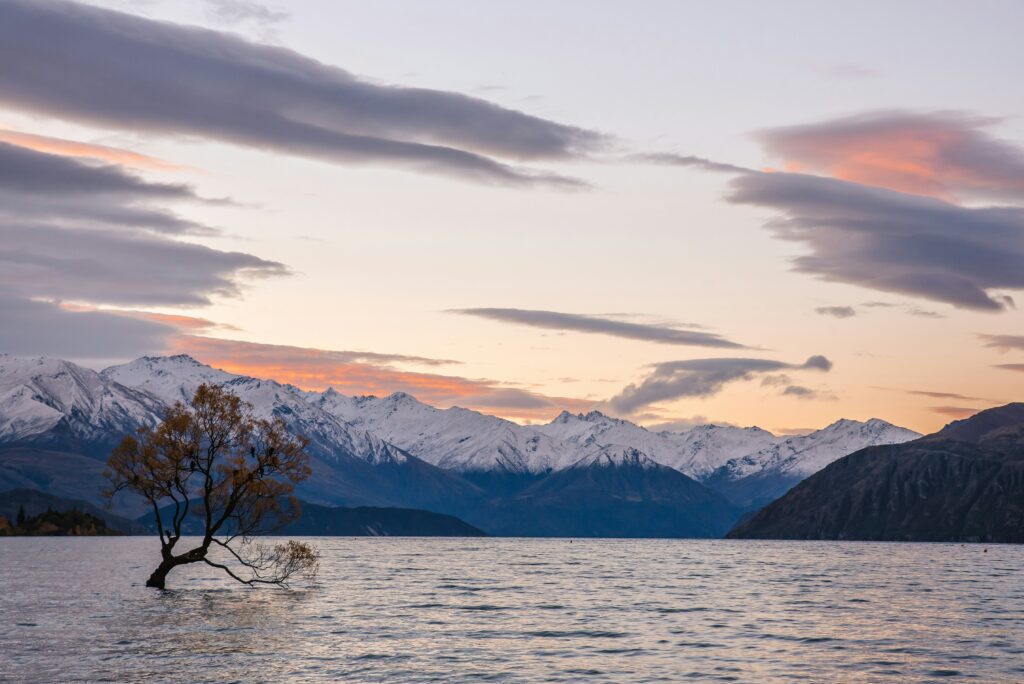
[0,353,921,536]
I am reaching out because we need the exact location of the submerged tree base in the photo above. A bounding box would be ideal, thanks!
[142,540,319,589]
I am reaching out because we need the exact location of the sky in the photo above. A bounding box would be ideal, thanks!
[1,0,1022,434]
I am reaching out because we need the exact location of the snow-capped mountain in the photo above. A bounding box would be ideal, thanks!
[307,378,924,508]
[537,411,779,479]
[0,354,487,515]
[310,381,921,509]
[569,445,663,470]
[467,442,741,538]
[0,354,161,453]
[715,417,920,481]
[1,353,921,486]
[314,389,571,473]
[0,353,924,522]
[704,417,921,507]
[102,355,409,467]
[313,394,782,479]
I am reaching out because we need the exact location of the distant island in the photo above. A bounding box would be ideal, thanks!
[0,488,139,535]
[0,488,486,538]
[0,506,121,536]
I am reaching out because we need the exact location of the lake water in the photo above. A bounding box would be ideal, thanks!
[1,538,1022,682]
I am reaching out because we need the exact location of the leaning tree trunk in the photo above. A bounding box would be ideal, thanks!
[145,559,177,589]
[145,545,209,588]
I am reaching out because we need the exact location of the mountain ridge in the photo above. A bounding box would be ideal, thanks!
[0,353,923,535]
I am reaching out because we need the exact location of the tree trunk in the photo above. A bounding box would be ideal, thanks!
[145,559,176,589]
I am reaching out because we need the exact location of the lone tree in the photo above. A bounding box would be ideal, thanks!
[106,384,319,589]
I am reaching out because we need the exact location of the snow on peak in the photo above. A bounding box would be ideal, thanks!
[573,445,661,470]
[315,387,574,473]
[102,355,237,406]
[386,391,415,402]
[715,418,922,481]
[0,354,162,444]
[0,354,924,488]
[379,391,428,411]
[102,356,412,467]
[535,413,780,479]
[549,410,625,426]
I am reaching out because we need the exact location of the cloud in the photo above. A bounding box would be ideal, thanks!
[0,141,212,235]
[650,111,1024,312]
[773,427,815,436]
[175,335,459,370]
[801,355,834,371]
[815,306,857,318]
[643,416,736,432]
[171,336,592,421]
[756,110,1024,201]
[0,127,289,362]
[203,0,287,27]
[907,390,990,402]
[450,308,746,349]
[626,153,752,174]
[0,129,182,171]
[605,355,831,415]
[0,140,285,309]
[106,310,238,334]
[760,374,792,387]
[0,316,592,420]
[0,295,176,360]
[726,170,1024,311]
[905,307,946,318]
[862,301,945,318]
[811,63,879,80]
[0,0,605,187]
[0,222,285,307]
[929,406,981,418]
[979,334,1024,352]
[782,385,826,399]
[765,372,833,400]
[0,141,192,202]
[995,364,1024,373]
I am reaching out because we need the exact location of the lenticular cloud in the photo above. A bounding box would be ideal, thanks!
[0,0,606,188]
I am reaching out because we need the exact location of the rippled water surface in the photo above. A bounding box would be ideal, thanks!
[1,538,1022,682]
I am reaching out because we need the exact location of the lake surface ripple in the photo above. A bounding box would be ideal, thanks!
[1,538,1022,682]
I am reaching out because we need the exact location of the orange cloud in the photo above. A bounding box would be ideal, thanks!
[757,111,1024,201]
[0,129,182,171]
[169,336,593,422]
[131,311,237,332]
[44,303,592,421]
[995,364,1024,373]
[57,303,229,334]
[929,405,981,419]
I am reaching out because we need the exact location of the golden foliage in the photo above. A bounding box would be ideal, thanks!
[106,384,318,588]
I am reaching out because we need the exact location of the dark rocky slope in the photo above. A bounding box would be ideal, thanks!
[138,498,487,537]
[279,503,486,536]
[728,404,1024,542]
[470,448,740,538]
